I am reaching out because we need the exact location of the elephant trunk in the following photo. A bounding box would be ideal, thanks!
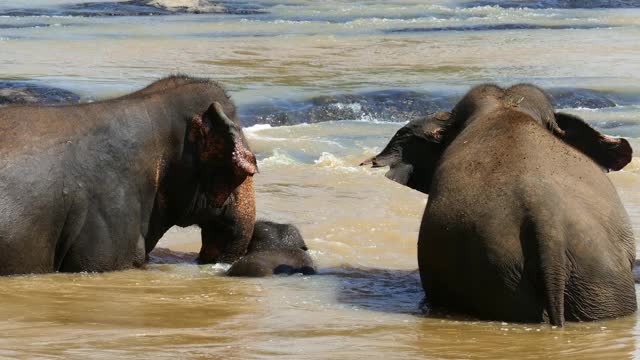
[198,176,256,264]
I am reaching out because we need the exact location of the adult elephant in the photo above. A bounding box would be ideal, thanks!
[362,84,636,326]
[0,75,257,275]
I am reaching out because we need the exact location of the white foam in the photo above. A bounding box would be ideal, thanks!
[272,19,313,25]
[209,262,231,272]
[259,149,299,167]
[558,107,605,112]
[146,0,223,12]
[314,152,361,173]
[330,102,363,113]
[314,152,346,167]
[243,123,273,133]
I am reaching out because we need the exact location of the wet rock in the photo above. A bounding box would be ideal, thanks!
[0,0,267,17]
[0,23,57,30]
[61,1,173,16]
[463,0,640,9]
[239,90,456,127]
[239,87,632,127]
[388,23,613,33]
[144,0,266,14]
[0,81,81,106]
[548,88,618,109]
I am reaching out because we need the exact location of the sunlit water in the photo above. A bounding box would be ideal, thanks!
[1,1,640,358]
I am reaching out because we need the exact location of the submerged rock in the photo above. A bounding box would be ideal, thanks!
[239,90,457,127]
[0,0,267,17]
[239,87,629,127]
[0,81,630,123]
[463,0,640,9]
[547,88,618,109]
[61,1,173,16]
[388,23,612,33]
[0,81,81,106]
[145,0,222,13]
[0,23,58,30]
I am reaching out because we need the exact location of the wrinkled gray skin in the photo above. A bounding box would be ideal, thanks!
[0,76,257,275]
[227,221,316,277]
[363,84,636,326]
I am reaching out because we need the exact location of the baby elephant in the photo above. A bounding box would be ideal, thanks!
[226,221,316,277]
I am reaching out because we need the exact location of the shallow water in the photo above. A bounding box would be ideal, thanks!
[1,1,640,359]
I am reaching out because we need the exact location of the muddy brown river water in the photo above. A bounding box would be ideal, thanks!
[1,0,640,358]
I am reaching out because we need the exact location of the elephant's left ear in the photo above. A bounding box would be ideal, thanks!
[361,112,452,194]
[554,112,632,171]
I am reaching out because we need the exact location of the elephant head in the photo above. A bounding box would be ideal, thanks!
[149,100,257,264]
[362,85,632,194]
[186,102,257,208]
[360,111,454,194]
[189,102,257,264]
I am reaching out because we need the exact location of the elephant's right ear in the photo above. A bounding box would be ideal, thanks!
[360,112,452,194]
[554,112,632,171]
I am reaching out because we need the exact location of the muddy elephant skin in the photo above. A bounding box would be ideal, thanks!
[363,84,636,326]
[0,75,257,275]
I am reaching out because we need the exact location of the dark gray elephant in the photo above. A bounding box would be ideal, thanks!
[227,220,316,277]
[363,84,636,326]
[0,75,257,275]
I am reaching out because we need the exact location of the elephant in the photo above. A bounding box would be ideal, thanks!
[362,84,636,326]
[226,220,316,277]
[0,75,257,275]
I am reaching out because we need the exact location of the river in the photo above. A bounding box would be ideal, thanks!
[1,0,640,358]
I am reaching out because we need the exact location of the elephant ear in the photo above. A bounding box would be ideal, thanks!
[554,112,632,171]
[190,102,258,207]
[361,112,452,194]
